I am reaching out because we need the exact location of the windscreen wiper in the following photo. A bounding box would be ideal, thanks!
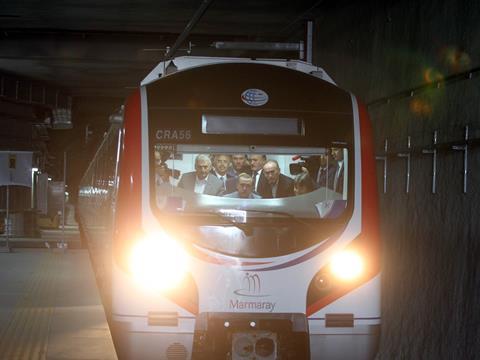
[240,209,314,229]
[179,210,251,233]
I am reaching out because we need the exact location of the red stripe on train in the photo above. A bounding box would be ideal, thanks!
[114,89,143,264]
[306,99,381,316]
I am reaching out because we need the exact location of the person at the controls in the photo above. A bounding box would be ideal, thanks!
[224,173,262,199]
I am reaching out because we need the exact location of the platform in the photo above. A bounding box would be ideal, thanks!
[0,249,117,359]
[0,225,83,250]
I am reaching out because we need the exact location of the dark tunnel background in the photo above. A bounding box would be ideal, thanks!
[5,0,478,357]
[314,0,480,358]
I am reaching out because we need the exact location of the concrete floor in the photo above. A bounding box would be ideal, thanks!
[0,249,117,359]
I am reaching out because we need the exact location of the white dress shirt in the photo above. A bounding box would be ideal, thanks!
[194,176,208,194]
[253,169,262,191]
[215,171,227,189]
[334,160,344,191]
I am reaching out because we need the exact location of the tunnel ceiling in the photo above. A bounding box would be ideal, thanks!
[0,0,366,99]
[0,0,388,177]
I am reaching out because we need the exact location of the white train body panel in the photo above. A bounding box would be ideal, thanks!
[79,56,381,359]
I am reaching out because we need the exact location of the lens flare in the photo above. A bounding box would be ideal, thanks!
[129,231,189,292]
[423,67,444,84]
[439,45,471,72]
[330,251,364,281]
[409,98,432,116]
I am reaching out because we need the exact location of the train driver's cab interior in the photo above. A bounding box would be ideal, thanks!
[152,144,349,221]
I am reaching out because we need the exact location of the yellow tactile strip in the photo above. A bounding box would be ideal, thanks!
[0,252,61,360]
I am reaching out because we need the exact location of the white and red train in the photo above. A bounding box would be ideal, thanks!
[77,56,381,359]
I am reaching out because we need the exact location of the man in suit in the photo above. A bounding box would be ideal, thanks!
[301,153,336,189]
[211,154,234,191]
[258,160,295,198]
[224,173,261,199]
[249,154,267,193]
[177,154,224,195]
[315,153,336,189]
[228,154,251,177]
[330,147,345,194]
[155,163,177,186]
[224,154,251,194]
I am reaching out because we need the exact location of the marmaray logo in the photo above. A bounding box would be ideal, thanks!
[233,272,269,297]
[230,272,276,312]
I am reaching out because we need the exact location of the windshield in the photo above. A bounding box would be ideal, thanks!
[146,62,354,257]
[151,144,351,257]
[152,144,348,219]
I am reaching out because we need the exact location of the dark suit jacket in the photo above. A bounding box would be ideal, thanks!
[177,172,224,195]
[257,174,294,198]
[313,164,337,189]
[224,177,238,194]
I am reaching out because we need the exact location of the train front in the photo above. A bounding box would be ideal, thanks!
[112,59,381,359]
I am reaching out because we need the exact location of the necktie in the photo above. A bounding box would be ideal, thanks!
[220,176,226,189]
[253,171,258,190]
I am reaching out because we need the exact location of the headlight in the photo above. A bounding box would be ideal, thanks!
[330,250,364,281]
[129,231,189,292]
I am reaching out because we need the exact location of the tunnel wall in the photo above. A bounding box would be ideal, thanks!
[314,0,480,358]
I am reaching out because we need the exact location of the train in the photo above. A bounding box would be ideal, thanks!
[77,56,381,359]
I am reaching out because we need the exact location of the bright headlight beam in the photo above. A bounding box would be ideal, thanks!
[330,250,364,281]
[129,231,189,292]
